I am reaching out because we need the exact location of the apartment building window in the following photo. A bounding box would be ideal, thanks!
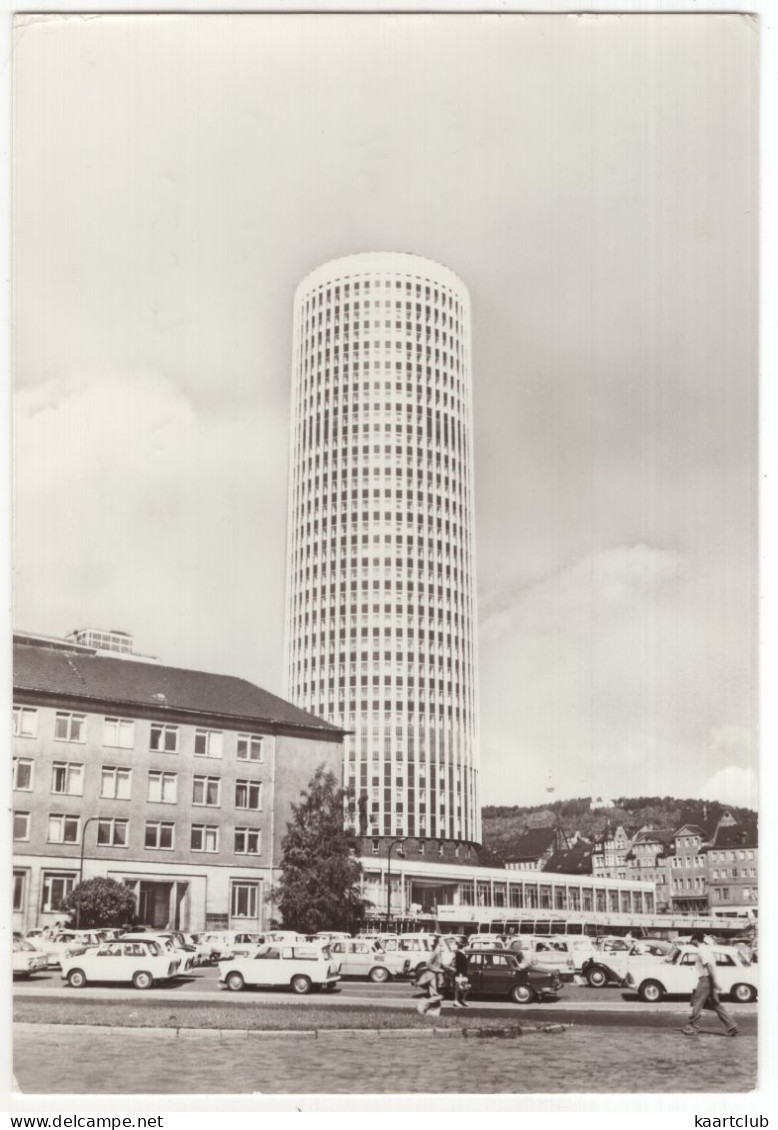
[234,827,261,855]
[235,780,262,810]
[41,872,76,913]
[51,762,84,796]
[54,712,86,742]
[13,706,38,738]
[237,734,263,761]
[101,766,132,800]
[193,776,221,806]
[96,818,128,847]
[13,871,25,911]
[13,757,34,790]
[194,729,223,758]
[191,824,218,852]
[231,882,258,918]
[147,771,177,804]
[150,723,179,753]
[145,821,174,850]
[104,717,135,749]
[13,811,30,841]
[48,814,80,844]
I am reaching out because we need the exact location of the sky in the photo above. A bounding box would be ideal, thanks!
[12,12,759,809]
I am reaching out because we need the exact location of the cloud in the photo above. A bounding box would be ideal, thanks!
[699,766,758,811]
[13,368,291,690]
[478,545,756,806]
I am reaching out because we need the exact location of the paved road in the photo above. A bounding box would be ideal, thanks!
[14,966,758,1032]
[14,1023,757,1095]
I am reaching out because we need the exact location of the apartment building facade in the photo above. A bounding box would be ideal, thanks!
[12,631,344,934]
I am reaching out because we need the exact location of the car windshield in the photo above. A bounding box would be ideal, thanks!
[14,938,36,951]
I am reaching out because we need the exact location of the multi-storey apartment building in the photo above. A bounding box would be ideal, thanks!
[285,252,480,856]
[702,822,758,917]
[591,823,632,879]
[625,828,673,913]
[12,631,344,933]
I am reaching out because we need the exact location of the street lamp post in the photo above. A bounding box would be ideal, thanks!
[385,838,406,931]
[76,815,102,929]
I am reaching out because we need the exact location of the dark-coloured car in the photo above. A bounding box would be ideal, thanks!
[442,949,563,1004]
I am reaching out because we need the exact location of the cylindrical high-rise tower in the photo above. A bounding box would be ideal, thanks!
[285,252,480,851]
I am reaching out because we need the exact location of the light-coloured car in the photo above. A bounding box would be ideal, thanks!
[626,945,758,1003]
[507,937,576,981]
[61,938,182,989]
[218,943,341,994]
[582,939,673,987]
[36,930,109,968]
[120,932,196,973]
[13,936,49,978]
[328,939,411,982]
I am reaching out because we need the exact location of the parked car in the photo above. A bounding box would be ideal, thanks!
[375,934,435,975]
[582,939,673,987]
[444,949,563,1004]
[218,943,341,994]
[506,937,576,981]
[120,932,196,973]
[625,944,758,1003]
[13,936,49,978]
[61,938,182,989]
[36,930,109,968]
[328,939,411,982]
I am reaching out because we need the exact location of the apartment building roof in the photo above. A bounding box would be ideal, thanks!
[13,635,344,737]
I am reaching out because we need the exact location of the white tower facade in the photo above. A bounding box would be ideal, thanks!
[285,252,481,848]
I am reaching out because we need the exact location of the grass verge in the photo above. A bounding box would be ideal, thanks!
[14,997,528,1032]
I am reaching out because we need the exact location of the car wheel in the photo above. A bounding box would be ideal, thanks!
[585,965,609,988]
[225,971,245,992]
[731,982,756,1004]
[67,968,87,989]
[510,984,534,1005]
[369,966,390,983]
[132,970,154,990]
[291,974,312,995]
[638,979,664,1003]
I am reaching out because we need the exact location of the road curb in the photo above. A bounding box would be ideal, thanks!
[14,1021,568,1041]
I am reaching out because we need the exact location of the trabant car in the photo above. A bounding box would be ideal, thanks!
[61,939,181,989]
[626,945,758,1003]
[444,950,563,1004]
[121,932,196,973]
[582,939,673,987]
[218,943,340,994]
[13,936,49,978]
[507,937,576,981]
[36,930,109,968]
[328,939,411,982]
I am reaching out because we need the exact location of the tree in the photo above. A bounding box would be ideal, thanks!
[273,765,366,934]
[63,878,137,929]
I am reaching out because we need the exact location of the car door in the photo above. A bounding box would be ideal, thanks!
[251,946,282,986]
[466,953,485,995]
[87,942,126,982]
[349,941,372,977]
[480,953,515,996]
[330,941,347,974]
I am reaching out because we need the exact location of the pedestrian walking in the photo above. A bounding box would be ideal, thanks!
[452,939,471,1008]
[416,934,446,1018]
[681,936,739,1037]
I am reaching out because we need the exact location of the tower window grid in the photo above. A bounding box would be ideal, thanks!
[285,255,480,845]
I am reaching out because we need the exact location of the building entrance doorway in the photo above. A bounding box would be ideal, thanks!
[136,881,188,929]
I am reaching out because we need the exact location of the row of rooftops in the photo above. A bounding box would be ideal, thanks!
[501,813,758,875]
[12,630,344,738]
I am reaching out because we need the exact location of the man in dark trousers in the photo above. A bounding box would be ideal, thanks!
[681,936,739,1037]
[452,939,470,1008]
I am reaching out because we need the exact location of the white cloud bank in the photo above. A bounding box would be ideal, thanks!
[478,545,756,807]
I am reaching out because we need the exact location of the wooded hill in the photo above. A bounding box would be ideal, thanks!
[481,796,757,862]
